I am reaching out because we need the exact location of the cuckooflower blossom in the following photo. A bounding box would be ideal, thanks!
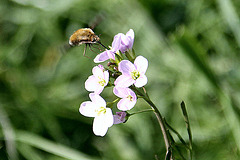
[94,50,115,63]
[112,29,134,53]
[85,65,109,94]
[94,29,134,63]
[113,112,128,124]
[113,87,137,111]
[114,56,148,88]
[79,93,113,136]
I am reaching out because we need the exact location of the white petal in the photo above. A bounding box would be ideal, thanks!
[92,66,104,79]
[79,101,97,117]
[103,70,109,86]
[134,56,148,74]
[85,76,98,92]
[93,116,108,136]
[105,108,114,127]
[93,109,113,136]
[89,93,106,107]
[134,75,148,88]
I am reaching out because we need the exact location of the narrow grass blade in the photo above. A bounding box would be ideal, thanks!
[15,130,99,160]
[180,101,192,160]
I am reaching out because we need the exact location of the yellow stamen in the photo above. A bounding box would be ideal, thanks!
[131,70,140,80]
[96,106,106,116]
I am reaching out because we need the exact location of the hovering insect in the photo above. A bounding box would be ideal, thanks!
[69,28,108,57]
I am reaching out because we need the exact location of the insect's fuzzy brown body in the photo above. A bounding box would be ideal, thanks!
[69,28,100,46]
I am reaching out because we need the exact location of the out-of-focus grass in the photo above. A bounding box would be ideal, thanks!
[0,0,240,159]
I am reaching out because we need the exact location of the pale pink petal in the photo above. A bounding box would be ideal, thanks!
[98,64,104,70]
[85,76,98,92]
[106,50,115,60]
[117,98,136,111]
[94,51,110,63]
[126,29,134,49]
[79,101,97,117]
[113,87,128,98]
[128,88,137,101]
[118,60,135,75]
[112,33,122,52]
[134,75,148,88]
[94,86,104,95]
[120,34,129,46]
[134,56,148,74]
[114,75,134,88]
[126,29,134,42]
[89,93,106,107]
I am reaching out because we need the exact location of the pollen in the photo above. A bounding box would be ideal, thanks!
[98,77,106,86]
[131,70,140,80]
[127,95,133,101]
[96,107,106,116]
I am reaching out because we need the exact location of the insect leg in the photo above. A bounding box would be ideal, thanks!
[83,44,91,59]
[88,44,98,54]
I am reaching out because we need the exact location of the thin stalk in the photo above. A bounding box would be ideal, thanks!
[129,109,154,116]
[142,95,170,150]
[132,87,171,158]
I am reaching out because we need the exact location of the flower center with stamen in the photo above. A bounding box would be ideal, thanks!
[127,95,133,101]
[131,70,140,80]
[96,106,106,116]
[98,77,106,86]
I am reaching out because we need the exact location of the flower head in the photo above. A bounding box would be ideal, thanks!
[94,50,115,63]
[112,29,134,53]
[113,112,128,124]
[93,29,134,63]
[79,93,113,136]
[113,87,137,111]
[114,56,148,88]
[85,65,109,94]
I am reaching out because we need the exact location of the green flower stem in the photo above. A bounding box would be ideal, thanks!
[132,87,171,157]
[106,98,120,109]
[129,109,154,116]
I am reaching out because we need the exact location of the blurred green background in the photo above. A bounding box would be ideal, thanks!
[0,0,240,159]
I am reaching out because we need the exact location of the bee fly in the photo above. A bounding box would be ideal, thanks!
[69,28,108,57]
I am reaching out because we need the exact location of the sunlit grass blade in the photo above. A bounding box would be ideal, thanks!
[0,105,18,160]
[15,130,99,160]
[17,143,43,160]
[218,0,240,47]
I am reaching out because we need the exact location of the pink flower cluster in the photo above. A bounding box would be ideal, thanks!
[79,29,148,136]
